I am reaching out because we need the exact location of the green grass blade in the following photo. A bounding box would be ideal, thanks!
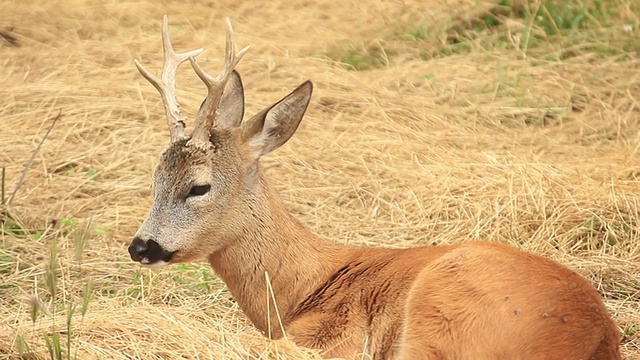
[74,218,91,264]
[81,280,92,317]
[17,334,29,356]
[29,296,40,324]
[46,241,58,299]
[1,167,5,206]
[66,303,76,360]
[44,333,54,360]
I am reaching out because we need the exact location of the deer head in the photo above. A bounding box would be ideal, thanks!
[128,16,313,266]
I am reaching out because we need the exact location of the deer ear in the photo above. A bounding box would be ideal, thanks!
[242,80,313,158]
[201,70,244,130]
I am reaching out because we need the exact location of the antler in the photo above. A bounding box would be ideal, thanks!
[189,18,250,143]
[134,15,203,142]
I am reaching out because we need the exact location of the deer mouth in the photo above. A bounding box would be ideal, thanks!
[128,238,175,266]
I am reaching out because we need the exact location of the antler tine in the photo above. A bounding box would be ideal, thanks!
[189,17,250,137]
[135,15,204,142]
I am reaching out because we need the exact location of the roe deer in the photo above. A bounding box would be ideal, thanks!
[128,16,621,360]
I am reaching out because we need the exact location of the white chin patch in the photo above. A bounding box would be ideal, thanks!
[140,259,170,268]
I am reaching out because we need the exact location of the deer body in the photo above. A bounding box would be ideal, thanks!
[128,17,621,360]
[202,175,619,360]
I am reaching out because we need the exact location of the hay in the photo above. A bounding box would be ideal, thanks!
[1,0,638,358]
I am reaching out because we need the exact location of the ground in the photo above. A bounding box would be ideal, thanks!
[0,0,639,359]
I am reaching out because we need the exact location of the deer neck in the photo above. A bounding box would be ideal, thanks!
[207,174,351,338]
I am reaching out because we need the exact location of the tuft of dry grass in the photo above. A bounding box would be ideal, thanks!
[1,0,639,359]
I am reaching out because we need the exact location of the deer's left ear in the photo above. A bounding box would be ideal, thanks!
[215,70,245,129]
[241,81,313,158]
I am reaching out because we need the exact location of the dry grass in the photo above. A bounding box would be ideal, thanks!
[1,0,639,359]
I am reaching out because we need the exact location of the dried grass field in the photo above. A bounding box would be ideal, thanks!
[1,0,639,359]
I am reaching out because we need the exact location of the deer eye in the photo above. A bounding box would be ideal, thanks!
[187,184,211,198]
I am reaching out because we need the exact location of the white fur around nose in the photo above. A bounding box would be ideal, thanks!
[140,259,170,268]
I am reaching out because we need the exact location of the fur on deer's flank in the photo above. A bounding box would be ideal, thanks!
[128,16,622,360]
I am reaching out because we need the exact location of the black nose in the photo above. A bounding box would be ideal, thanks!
[128,237,174,264]
[128,237,148,262]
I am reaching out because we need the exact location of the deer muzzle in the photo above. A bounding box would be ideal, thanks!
[128,237,175,265]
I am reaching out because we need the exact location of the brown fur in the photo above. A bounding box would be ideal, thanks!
[201,174,621,359]
[131,22,621,359]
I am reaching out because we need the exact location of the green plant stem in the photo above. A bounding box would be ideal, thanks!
[1,167,5,206]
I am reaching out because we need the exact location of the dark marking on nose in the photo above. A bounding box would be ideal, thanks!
[128,237,147,261]
[128,237,174,264]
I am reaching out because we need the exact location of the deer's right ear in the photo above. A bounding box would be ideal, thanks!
[241,80,313,159]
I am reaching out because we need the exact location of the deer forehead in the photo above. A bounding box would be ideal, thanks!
[155,130,242,183]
